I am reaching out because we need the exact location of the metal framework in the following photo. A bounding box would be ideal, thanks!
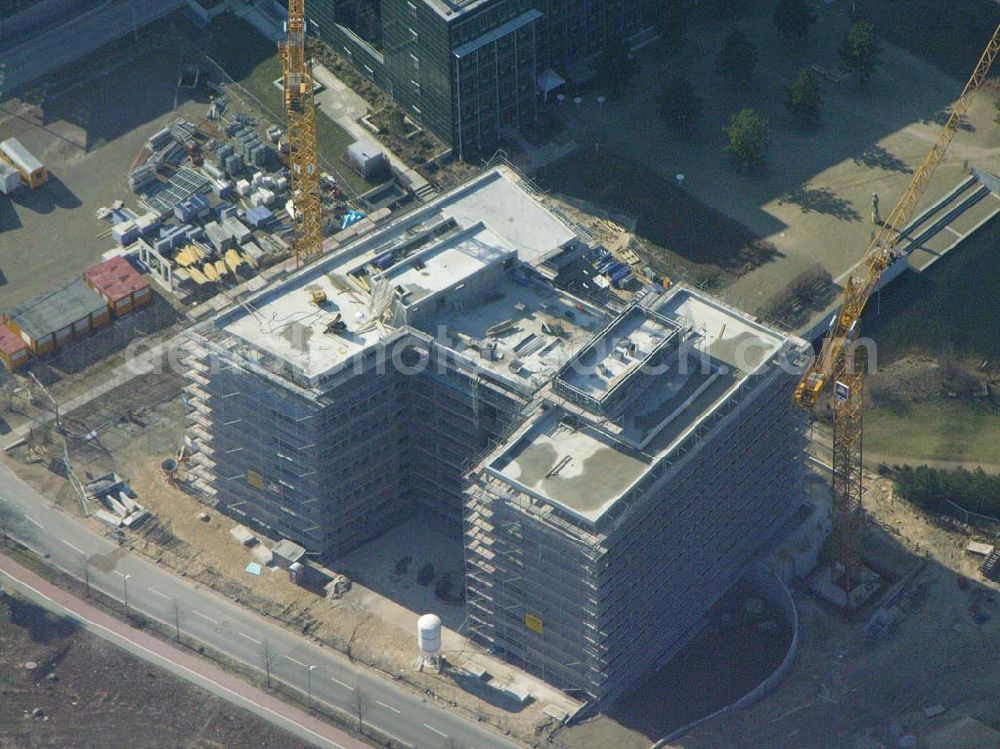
[794,24,1000,598]
[282,0,324,265]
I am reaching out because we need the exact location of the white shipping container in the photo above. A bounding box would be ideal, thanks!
[1,137,42,174]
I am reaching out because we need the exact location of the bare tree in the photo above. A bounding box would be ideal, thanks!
[354,689,365,735]
[172,599,182,640]
[81,556,91,597]
[0,499,9,549]
[261,640,276,689]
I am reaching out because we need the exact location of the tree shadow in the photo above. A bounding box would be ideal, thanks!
[778,185,862,221]
[853,144,914,174]
[4,594,80,645]
[535,151,783,277]
[923,107,976,132]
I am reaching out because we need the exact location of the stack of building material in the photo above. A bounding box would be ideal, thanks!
[205,222,236,252]
[135,211,161,235]
[3,277,108,355]
[112,220,140,246]
[0,323,29,370]
[83,256,153,317]
[147,128,172,150]
[168,118,198,146]
[174,194,211,222]
[221,215,251,243]
[128,164,156,192]
[245,206,273,228]
[174,244,208,267]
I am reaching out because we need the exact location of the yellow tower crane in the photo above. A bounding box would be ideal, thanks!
[281,0,324,265]
[795,24,1000,602]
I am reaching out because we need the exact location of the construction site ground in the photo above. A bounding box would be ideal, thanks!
[0,368,577,744]
[0,584,314,749]
[544,1,1000,324]
[0,16,211,310]
[555,472,1000,749]
[0,7,379,317]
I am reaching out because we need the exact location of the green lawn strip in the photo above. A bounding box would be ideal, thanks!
[866,400,1000,465]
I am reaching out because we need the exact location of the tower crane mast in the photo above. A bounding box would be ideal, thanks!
[795,24,1000,600]
[281,0,323,265]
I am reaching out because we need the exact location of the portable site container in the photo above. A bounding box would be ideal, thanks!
[0,137,47,189]
[0,323,29,371]
[83,256,153,317]
[4,277,108,355]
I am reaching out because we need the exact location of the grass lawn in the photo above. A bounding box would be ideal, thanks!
[866,400,1000,465]
[204,14,373,196]
[861,216,1000,366]
[860,218,1000,464]
[856,0,1000,79]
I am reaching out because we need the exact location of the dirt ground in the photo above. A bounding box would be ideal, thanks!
[0,588,314,749]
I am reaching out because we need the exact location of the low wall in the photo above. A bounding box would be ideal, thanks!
[651,562,799,748]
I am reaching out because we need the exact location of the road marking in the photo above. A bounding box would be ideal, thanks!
[25,516,43,529]
[423,723,448,738]
[62,540,86,556]
[284,655,309,669]
[238,631,261,645]
[147,587,170,601]
[377,701,401,714]
[192,610,219,625]
[330,676,355,692]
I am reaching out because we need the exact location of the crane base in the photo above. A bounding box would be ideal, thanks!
[810,563,881,610]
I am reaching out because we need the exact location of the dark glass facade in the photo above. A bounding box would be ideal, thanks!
[310,0,653,159]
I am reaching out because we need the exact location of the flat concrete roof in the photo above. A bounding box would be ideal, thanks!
[215,168,584,387]
[421,272,607,389]
[436,170,576,267]
[490,407,649,523]
[486,286,796,524]
[556,306,680,403]
[652,289,784,374]
[388,222,509,306]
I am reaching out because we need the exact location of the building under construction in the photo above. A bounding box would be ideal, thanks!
[182,166,809,702]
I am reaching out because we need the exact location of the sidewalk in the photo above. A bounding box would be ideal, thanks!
[0,552,368,749]
[310,64,433,200]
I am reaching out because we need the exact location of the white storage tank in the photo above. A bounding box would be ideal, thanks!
[417,613,442,662]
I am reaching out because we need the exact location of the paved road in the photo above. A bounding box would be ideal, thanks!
[0,553,369,749]
[0,463,522,749]
[0,0,185,95]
